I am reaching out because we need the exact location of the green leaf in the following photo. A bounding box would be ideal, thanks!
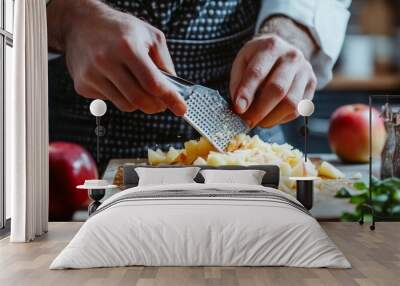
[339,176,400,221]
[394,190,400,201]
[350,194,367,205]
[389,205,400,215]
[380,177,400,191]
[372,193,389,203]
[335,187,352,198]
[363,214,373,223]
[372,205,383,214]
[353,181,368,190]
[340,212,359,222]
[371,176,381,188]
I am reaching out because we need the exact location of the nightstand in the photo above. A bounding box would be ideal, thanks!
[77,180,117,215]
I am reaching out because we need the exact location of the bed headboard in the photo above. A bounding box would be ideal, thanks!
[123,164,280,189]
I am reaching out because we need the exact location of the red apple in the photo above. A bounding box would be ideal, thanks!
[49,142,98,221]
[328,104,386,163]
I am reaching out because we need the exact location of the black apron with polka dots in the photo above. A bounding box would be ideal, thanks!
[49,0,284,167]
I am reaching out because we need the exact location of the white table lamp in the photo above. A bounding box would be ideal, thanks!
[289,99,316,210]
[89,100,107,163]
[297,99,315,162]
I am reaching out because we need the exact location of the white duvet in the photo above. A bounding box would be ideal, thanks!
[50,183,350,269]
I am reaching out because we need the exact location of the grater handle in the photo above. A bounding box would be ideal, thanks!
[161,71,193,99]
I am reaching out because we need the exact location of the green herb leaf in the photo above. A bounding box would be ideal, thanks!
[380,177,400,191]
[350,194,367,205]
[371,177,381,187]
[340,212,359,222]
[353,181,368,190]
[372,193,389,202]
[389,205,400,215]
[335,187,352,198]
[394,190,400,201]
[338,177,400,221]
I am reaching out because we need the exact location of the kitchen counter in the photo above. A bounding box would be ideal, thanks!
[326,73,400,91]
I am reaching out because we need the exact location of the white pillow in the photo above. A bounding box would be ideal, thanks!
[135,167,200,186]
[200,169,266,185]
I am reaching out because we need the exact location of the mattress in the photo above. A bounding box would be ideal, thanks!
[50,183,350,269]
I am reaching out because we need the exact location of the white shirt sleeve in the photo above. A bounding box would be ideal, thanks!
[256,0,351,89]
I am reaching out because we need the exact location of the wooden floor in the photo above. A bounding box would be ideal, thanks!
[0,222,399,286]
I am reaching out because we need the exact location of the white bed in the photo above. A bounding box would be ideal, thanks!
[50,182,350,269]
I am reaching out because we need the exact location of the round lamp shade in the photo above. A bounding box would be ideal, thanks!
[77,179,117,190]
[90,99,107,117]
[297,99,315,117]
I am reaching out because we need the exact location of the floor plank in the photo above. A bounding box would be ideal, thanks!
[0,222,399,286]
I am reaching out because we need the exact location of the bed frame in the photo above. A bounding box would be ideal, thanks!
[122,164,280,189]
[88,164,314,215]
[86,165,279,215]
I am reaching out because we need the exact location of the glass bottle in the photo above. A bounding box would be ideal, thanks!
[380,103,395,179]
[392,113,400,178]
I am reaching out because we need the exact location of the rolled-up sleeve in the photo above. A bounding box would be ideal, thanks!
[256,0,351,88]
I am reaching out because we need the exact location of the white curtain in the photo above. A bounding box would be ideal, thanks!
[7,0,49,242]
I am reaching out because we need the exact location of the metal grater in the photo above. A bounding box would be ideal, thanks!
[162,72,250,152]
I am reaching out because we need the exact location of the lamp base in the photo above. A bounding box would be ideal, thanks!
[296,179,314,210]
[88,189,106,215]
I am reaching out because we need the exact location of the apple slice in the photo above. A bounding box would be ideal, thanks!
[207,152,228,166]
[193,157,207,165]
[279,162,292,177]
[148,149,167,165]
[196,137,216,158]
[165,147,183,164]
[318,161,345,179]
[183,137,215,164]
[291,159,318,177]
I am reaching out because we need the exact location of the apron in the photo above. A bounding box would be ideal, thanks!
[49,0,284,167]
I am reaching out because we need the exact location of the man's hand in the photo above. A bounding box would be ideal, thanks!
[47,0,187,115]
[230,16,318,128]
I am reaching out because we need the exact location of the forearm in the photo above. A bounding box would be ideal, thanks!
[47,0,105,52]
[257,16,318,61]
